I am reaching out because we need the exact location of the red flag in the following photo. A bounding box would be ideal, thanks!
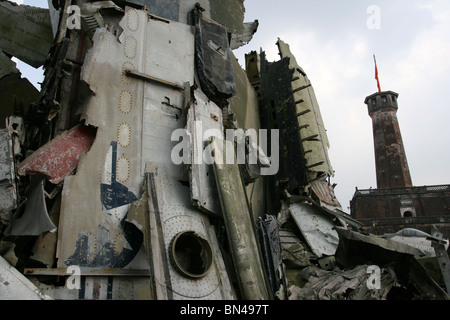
[374,55,381,92]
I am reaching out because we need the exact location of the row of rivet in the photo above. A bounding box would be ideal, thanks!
[115,9,140,183]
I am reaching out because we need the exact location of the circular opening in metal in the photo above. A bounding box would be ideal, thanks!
[171,231,213,278]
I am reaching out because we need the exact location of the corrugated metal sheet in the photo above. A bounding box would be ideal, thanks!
[310,180,341,208]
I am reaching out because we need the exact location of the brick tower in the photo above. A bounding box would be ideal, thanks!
[364,91,412,189]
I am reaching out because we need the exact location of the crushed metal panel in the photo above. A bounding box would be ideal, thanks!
[211,136,269,300]
[187,90,223,217]
[0,1,54,68]
[193,4,236,108]
[16,124,97,184]
[383,228,447,257]
[334,227,449,299]
[288,264,397,300]
[309,180,341,209]
[289,202,340,257]
[335,227,426,259]
[0,255,52,300]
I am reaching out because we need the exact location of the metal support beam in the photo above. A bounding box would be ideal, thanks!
[296,109,311,117]
[292,84,311,93]
[302,134,319,142]
[125,69,185,91]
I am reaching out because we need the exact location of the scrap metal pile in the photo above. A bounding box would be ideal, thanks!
[0,0,448,300]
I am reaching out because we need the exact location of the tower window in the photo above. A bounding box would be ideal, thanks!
[403,211,413,217]
[371,98,377,106]
[400,207,416,218]
[381,95,387,103]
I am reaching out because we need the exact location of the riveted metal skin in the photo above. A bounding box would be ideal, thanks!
[56,7,234,300]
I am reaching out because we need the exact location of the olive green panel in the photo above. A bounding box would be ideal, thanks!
[212,137,269,300]
[0,1,53,68]
[210,0,245,34]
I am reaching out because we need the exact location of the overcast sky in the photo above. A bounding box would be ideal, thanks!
[235,0,450,211]
[12,0,450,212]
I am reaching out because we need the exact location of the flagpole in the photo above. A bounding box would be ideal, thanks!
[373,54,381,92]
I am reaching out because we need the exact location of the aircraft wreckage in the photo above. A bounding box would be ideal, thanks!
[0,0,449,300]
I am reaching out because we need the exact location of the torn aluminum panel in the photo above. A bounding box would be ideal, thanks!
[0,128,17,215]
[289,202,340,258]
[230,20,259,50]
[193,4,236,108]
[16,124,97,184]
[277,39,334,179]
[0,1,53,68]
[211,136,269,300]
[187,90,223,217]
[0,255,52,300]
[144,164,235,300]
[5,175,56,236]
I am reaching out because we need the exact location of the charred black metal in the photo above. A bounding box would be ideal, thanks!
[259,51,308,195]
[192,4,236,108]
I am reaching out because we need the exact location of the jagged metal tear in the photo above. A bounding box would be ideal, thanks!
[5,175,56,236]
